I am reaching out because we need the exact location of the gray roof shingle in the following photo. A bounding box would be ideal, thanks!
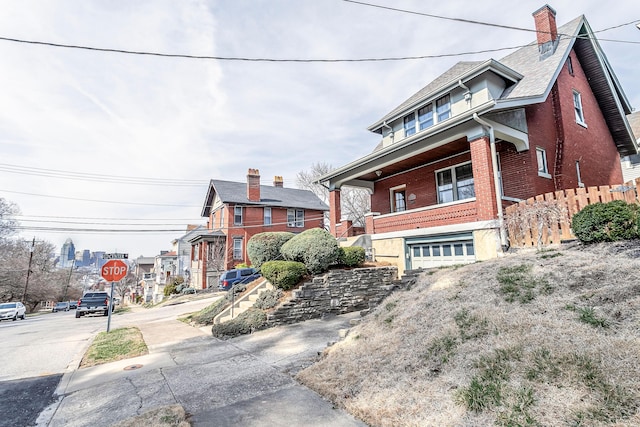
[202,179,329,217]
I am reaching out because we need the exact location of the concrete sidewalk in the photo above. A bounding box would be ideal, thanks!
[40,312,367,427]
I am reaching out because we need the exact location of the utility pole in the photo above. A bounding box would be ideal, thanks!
[63,260,75,302]
[22,237,35,303]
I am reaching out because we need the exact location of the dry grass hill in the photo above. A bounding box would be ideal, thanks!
[297,241,640,426]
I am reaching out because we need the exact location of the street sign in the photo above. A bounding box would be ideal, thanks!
[103,253,129,259]
[101,259,128,282]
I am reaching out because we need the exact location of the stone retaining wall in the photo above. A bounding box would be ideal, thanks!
[266,266,401,327]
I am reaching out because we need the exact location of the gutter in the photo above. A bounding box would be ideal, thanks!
[472,113,508,250]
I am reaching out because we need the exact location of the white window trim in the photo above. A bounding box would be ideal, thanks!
[434,161,474,204]
[232,237,243,260]
[264,207,272,226]
[573,90,587,127]
[287,209,305,228]
[234,206,243,225]
[536,147,552,179]
[389,184,407,213]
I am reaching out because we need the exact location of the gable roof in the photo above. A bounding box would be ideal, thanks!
[367,14,637,156]
[201,179,329,217]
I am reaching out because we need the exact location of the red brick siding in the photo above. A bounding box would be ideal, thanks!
[371,151,471,214]
[370,201,478,234]
[554,49,623,187]
[470,136,498,220]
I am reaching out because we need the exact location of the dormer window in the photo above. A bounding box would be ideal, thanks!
[403,113,416,137]
[436,95,451,122]
[418,105,434,130]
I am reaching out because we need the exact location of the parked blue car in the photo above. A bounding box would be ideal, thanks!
[218,268,260,291]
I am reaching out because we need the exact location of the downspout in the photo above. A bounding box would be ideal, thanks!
[458,79,472,104]
[472,113,507,250]
[382,121,394,143]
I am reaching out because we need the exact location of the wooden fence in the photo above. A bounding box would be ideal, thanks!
[504,178,640,248]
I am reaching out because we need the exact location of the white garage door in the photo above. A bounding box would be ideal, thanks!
[410,240,475,269]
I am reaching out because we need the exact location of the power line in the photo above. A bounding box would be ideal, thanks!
[0,35,531,61]
[16,214,203,221]
[0,163,208,187]
[0,189,201,207]
[342,0,538,33]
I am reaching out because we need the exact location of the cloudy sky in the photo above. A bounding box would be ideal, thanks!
[1,0,638,258]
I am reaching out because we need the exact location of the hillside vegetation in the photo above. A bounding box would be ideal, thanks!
[297,241,640,426]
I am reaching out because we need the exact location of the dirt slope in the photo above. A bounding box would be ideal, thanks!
[297,241,640,426]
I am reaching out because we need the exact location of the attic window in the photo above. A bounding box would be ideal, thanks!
[436,95,451,122]
[403,113,416,137]
[567,56,574,76]
[573,91,586,127]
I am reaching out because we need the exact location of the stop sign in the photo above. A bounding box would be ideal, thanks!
[101,259,128,282]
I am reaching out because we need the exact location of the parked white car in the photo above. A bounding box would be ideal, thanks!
[0,302,26,321]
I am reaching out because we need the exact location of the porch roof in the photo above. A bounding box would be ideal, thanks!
[188,229,226,244]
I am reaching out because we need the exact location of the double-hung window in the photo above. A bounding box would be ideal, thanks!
[403,113,416,137]
[263,207,272,226]
[234,206,243,225]
[573,91,586,126]
[436,95,451,122]
[390,186,406,212]
[436,163,475,204]
[536,148,551,178]
[287,209,304,227]
[418,105,434,131]
[232,238,243,260]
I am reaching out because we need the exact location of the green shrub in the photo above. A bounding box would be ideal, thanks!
[163,284,177,296]
[340,246,366,267]
[210,308,267,339]
[253,288,284,310]
[261,260,307,290]
[571,200,639,244]
[247,232,295,268]
[280,228,341,274]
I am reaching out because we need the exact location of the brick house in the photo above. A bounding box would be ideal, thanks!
[320,5,637,275]
[189,169,328,289]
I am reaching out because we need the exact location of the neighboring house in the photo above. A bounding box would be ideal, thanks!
[153,251,178,302]
[189,169,329,289]
[621,112,640,183]
[320,5,637,276]
[171,224,205,285]
[134,256,155,303]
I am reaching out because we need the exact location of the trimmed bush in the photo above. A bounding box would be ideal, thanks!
[253,288,284,310]
[340,246,366,267]
[261,260,307,290]
[210,308,267,339]
[247,232,295,268]
[280,228,342,274]
[571,201,639,243]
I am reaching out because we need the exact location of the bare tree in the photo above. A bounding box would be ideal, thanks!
[296,162,371,227]
[207,236,229,273]
[505,200,568,249]
[0,198,19,239]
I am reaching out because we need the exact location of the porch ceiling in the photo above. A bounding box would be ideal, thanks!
[349,137,471,183]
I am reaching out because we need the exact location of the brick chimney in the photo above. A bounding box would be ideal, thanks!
[247,168,261,202]
[273,176,283,188]
[533,4,558,59]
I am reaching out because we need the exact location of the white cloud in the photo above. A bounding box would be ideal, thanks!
[0,0,637,256]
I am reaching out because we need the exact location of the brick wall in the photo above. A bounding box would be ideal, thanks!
[371,151,471,214]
